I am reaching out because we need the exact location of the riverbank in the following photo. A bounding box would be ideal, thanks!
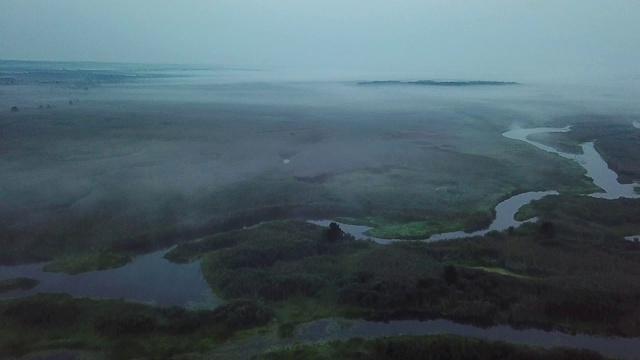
[257,332,618,360]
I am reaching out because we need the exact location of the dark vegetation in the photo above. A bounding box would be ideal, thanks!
[256,335,608,360]
[0,293,271,358]
[42,252,132,274]
[167,216,640,337]
[359,208,495,240]
[0,198,355,266]
[518,195,640,243]
[358,80,519,86]
[0,277,39,294]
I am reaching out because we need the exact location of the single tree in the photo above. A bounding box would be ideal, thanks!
[325,222,342,242]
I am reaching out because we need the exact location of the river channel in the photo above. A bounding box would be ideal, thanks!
[1,125,640,358]
[313,125,640,243]
[293,318,640,360]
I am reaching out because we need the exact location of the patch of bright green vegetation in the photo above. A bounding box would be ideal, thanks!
[364,210,493,239]
[0,293,271,358]
[256,334,608,360]
[0,278,39,294]
[514,202,540,221]
[335,209,494,240]
[366,220,457,239]
[43,252,132,275]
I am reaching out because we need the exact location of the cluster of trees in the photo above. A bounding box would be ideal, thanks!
[2,294,271,342]
[193,219,640,336]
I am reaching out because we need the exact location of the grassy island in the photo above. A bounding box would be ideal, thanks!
[43,252,132,275]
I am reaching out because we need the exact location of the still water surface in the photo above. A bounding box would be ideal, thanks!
[0,249,218,309]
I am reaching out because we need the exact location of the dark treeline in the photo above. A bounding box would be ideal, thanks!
[166,218,640,337]
[256,335,608,360]
[358,80,519,86]
[0,293,271,358]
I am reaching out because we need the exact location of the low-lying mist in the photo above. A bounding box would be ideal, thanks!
[1,64,639,263]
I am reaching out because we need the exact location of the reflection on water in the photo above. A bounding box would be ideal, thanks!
[0,249,218,309]
[310,190,556,243]
[295,318,640,360]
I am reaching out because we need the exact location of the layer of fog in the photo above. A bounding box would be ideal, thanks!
[1,68,639,260]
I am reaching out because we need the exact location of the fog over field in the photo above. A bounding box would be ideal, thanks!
[1,63,640,262]
[3,2,640,358]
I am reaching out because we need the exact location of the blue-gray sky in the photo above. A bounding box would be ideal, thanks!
[1,0,639,82]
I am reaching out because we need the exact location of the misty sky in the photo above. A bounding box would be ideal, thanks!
[1,0,639,82]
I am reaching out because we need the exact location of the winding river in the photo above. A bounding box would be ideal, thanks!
[2,125,640,358]
[311,191,557,244]
[300,125,640,359]
[504,126,640,200]
[314,125,640,243]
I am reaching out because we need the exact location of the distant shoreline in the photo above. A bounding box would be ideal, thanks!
[358,80,520,86]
